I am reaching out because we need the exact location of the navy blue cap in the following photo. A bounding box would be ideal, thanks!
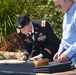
[15,13,30,29]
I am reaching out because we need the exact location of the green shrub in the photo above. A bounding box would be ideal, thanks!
[0,0,63,44]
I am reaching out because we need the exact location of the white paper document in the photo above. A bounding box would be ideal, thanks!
[0,59,25,64]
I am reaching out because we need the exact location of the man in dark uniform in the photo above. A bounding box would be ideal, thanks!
[15,13,60,63]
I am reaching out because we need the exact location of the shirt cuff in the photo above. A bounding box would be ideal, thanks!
[58,47,65,53]
[64,48,75,59]
[23,52,29,59]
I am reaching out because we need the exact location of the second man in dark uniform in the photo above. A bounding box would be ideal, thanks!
[15,13,60,63]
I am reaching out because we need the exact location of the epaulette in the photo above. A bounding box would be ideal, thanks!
[41,20,46,27]
[16,28,20,33]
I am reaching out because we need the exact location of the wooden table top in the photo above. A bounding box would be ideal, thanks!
[36,69,76,75]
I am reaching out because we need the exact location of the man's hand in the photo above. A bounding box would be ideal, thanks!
[29,54,43,61]
[53,51,62,62]
[53,51,68,62]
[17,54,27,61]
[57,52,68,62]
[29,56,41,61]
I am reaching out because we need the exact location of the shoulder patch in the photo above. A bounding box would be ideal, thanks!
[41,20,46,27]
[16,28,20,33]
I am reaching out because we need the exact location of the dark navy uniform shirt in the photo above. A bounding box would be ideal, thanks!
[18,20,60,61]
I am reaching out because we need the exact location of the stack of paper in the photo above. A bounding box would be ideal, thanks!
[0,59,25,64]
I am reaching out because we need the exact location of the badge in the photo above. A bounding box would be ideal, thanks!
[41,20,46,27]
[35,32,38,34]
[38,33,47,41]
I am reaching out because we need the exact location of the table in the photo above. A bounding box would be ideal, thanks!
[0,59,35,75]
[0,59,76,75]
[36,69,76,75]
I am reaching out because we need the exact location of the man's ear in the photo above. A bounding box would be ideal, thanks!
[29,21,32,28]
[29,21,32,25]
[16,28,20,33]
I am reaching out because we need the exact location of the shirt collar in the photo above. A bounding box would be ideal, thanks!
[32,24,34,33]
[29,24,34,34]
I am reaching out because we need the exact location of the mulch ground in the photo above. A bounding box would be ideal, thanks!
[0,32,23,59]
